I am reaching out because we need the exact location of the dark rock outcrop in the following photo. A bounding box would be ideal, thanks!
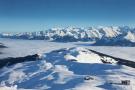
[0,54,40,69]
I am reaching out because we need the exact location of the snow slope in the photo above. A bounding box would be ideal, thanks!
[0,47,135,90]
[64,47,117,64]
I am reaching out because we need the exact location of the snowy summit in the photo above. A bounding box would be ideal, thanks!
[0,47,135,90]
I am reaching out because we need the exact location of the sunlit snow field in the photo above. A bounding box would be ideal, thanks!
[0,38,135,61]
[0,38,135,90]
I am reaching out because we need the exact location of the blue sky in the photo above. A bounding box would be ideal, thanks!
[0,0,135,32]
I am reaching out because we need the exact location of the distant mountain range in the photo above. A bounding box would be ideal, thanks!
[1,26,135,46]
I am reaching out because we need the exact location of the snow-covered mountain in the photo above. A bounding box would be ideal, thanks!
[1,26,135,46]
[0,47,135,90]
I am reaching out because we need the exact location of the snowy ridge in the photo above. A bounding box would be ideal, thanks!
[0,47,135,90]
[1,26,135,46]
[64,47,117,64]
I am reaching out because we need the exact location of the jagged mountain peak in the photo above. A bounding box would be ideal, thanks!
[124,31,135,42]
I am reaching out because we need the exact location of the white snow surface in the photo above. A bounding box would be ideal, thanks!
[0,85,17,90]
[64,47,102,63]
[0,46,135,90]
